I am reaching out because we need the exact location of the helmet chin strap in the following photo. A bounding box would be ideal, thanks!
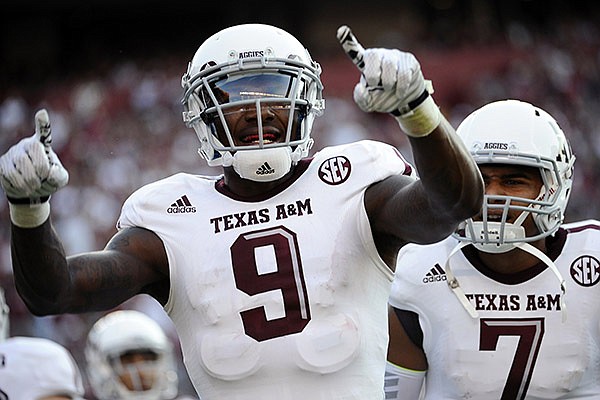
[227,147,294,182]
[444,241,478,318]
[445,236,567,323]
[449,187,566,321]
[514,241,567,323]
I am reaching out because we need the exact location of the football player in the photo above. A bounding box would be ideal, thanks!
[0,336,85,399]
[85,310,179,399]
[385,99,600,399]
[0,23,482,399]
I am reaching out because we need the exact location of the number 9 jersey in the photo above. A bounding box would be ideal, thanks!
[117,140,416,400]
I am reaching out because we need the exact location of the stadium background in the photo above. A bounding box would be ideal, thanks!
[2,0,600,396]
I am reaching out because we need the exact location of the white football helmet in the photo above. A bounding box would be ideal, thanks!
[0,287,9,341]
[84,310,178,400]
[453,99,575,253]
[181,23,325,182]
[0,336,85,399]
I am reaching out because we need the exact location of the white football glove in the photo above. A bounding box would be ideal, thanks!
[0,109,68,228]
[353,48,426,115]
[0,109,68,201]
[337,25,440,137]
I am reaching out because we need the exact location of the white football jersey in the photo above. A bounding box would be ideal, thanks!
[0,336,85,399]
[389,220,600,399]
[118,140,415,400]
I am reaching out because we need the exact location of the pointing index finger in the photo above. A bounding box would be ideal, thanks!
[34,109,52,151]
[336,25,365,71]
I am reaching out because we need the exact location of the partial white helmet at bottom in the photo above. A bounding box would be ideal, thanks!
[453,99,575,253]
[84,310,178,400]
[0,336,85,399]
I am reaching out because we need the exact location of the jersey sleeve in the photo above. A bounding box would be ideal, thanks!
[356,139,417,181]
[389,244,423,311]
[116,184,153,230]
[116,173,195,231]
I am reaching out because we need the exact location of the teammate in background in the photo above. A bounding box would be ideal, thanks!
[0,23,482,399]
[0,336,86,399]
[85,310,179,399]
[385,99,600,399]
[0,288,82,399]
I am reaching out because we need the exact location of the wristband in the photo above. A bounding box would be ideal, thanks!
[384,361,426,400]
[395,94,442,138]
[9,202,50,228]
[7,196,50,204]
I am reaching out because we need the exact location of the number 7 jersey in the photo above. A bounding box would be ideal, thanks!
[389,220,600,399]
[117,140,415,400]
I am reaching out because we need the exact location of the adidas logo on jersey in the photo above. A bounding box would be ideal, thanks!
[255,162,275,176]
[167,195,196,214]
[422,264,447,283]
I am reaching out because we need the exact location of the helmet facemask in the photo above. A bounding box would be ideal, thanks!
[181,24,325,182]
[85,311,178,400]
[108,350,169,398]
[453,100,575,253]
[457,154,572,253]
[447,100,573,320]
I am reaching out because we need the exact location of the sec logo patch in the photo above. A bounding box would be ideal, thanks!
[319,156,351,185]
[570,255,600,287]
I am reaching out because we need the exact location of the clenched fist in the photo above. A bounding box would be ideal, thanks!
[337,25,441,137]
[0,109,69,202]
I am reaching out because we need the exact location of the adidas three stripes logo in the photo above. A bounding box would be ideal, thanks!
[166,195,197,214]
[422,263,447,283]
[255,162,275,176]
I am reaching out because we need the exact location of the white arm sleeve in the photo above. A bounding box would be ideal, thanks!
[384,361,426,400]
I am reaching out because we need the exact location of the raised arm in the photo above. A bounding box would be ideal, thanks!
[338,26,483,265]
[1,110,169,315]
[366,118,482,251]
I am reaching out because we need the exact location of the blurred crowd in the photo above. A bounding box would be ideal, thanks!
[1,14,599,398]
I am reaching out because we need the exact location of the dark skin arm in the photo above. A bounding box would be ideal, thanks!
[387,306,427,370]
[11,221,169,316]
[366,117,483,269]
[10,106,479,316]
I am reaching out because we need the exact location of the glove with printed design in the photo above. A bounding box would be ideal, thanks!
[0,109,69,227]
[337,25,440,137]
